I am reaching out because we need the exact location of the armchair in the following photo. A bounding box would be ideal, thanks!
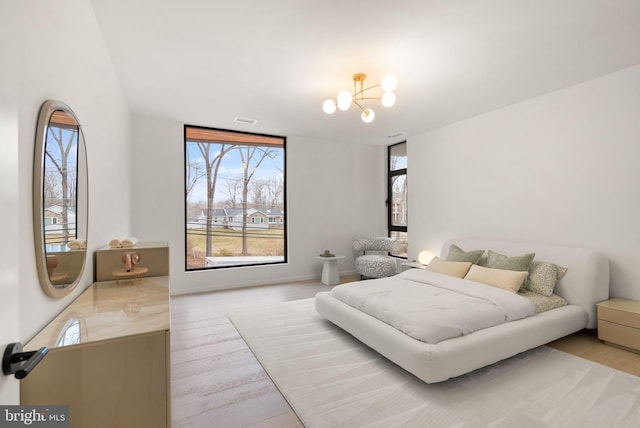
[353,237,401,279]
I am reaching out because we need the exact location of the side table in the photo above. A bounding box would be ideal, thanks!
[597,298,640,353]
[401,261,427,270]
[316,255,345,286]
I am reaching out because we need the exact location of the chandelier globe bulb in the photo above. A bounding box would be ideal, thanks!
[361,108,375,123]
[322,99,337,114]
[381,92,396,107]
[381,74,398,92]
[337,90,353,111]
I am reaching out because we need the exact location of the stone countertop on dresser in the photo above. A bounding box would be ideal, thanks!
[27,276,169,350]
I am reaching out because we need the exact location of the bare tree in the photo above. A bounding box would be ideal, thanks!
[265,174,284,208]
[249,179,267,207]
[222,177,243,208]
[44,169,61,205]
[196,142,235,257]
[185,150,205,204]
[237,146,278,255]
[45,126,78,243]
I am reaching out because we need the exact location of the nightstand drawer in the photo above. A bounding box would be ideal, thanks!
[598,320,640,352]
[597,302,640,329]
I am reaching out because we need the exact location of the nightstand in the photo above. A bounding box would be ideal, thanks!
[401,261,427,270]
[597,298,640,353]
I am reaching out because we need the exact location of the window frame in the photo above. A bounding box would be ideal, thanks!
[387,141,408,259]
[184,125,287,271]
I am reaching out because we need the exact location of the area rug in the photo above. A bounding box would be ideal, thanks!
[229,298,640,428]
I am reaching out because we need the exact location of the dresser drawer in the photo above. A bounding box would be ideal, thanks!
[598,320,640,352]
[597,302,640,329]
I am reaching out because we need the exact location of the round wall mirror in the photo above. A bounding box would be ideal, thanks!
[33,100,88,298]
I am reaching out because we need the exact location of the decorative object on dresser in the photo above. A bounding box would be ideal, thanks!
[597,298,640,353]
[94,241,169,282]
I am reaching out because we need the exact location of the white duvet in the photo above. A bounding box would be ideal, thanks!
[330,269,536,344]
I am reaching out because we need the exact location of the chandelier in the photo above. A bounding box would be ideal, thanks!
[322,73,397,123]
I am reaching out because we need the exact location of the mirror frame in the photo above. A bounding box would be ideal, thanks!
[33,100,88,298]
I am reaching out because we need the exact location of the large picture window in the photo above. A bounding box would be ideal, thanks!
[184,126,286,270]
[388,141,407,258]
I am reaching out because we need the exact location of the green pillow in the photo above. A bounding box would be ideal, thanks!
[524,261,568,296]
[486,250,535,272]
[446,244,484,264]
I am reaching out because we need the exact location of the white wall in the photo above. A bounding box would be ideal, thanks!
[17,0,132,341]
[409,65,640,299]
[131,115,386,294]
[0,1,20,404]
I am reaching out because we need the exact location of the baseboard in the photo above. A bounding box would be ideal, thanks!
[169,269,358,296]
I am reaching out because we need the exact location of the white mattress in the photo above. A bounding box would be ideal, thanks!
[315,238,609,383]
[331,269,536,344]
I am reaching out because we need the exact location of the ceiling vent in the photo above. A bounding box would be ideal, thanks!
[387,133,404,139]
[233,116,258,124]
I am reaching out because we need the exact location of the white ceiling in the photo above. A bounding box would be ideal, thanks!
[89,0,640,145]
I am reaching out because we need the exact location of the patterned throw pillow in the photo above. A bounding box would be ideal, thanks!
[524,261,568,297]
[446,244,484,264]
[486,250,535,272]
[518,289,568,312]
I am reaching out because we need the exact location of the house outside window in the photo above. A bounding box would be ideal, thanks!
[185,126,287,270]
[388,141,407,258]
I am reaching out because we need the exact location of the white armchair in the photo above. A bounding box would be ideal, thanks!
[353,237,401,279]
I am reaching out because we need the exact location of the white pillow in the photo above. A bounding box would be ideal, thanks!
[464,265,528,293]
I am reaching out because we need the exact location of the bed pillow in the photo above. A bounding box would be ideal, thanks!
[464,265,528,293]
[425,257,472,278]
[446,244,484,264]
[524,261,568,296]
[486,250,535,272]
[518,290,568,313]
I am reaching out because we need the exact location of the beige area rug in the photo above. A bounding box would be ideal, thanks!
[229,298,640,428]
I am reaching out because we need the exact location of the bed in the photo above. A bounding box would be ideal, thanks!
[314,238,609,383]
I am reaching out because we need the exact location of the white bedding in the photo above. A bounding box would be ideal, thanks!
[331,269,536,344]
[315,238,610,383]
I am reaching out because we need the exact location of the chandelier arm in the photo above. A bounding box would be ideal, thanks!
[353,84,384,100]
[352,100,365,112]
[354,96,383,101]
[361,84,383,92]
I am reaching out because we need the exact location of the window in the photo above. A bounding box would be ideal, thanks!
[388,142,407,258]
[184,126,287,270]
[43,115,79,247]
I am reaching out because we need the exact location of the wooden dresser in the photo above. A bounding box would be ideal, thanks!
[597,298,640,353]
[21,276,170,428]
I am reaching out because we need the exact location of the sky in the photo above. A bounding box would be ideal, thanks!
[186,142,284,204]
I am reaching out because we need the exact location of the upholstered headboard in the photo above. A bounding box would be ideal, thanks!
[441,238,610,329]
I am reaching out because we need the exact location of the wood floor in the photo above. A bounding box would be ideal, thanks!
[170,276,640,427]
